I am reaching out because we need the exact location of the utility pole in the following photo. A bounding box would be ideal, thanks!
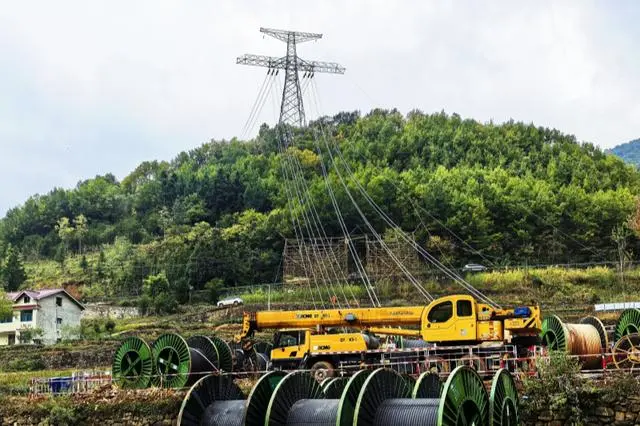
[237,27,345,128]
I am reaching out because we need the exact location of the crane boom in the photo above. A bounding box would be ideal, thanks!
[237,305,425,339]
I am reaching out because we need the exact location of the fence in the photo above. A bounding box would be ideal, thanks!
[30,370,112,395]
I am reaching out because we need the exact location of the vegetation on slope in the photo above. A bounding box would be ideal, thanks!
[1,110,639,299]
[609,138,640,167]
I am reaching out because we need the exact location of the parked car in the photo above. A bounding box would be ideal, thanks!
[461,263,488,272]
[217,297,243,307]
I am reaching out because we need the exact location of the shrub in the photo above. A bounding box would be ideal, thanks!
[137,294,152,316]
[522,351,593,423]
[205,279,224,304]
[105,318,116,332]
[48,404,78,426]
[153,292,178,315]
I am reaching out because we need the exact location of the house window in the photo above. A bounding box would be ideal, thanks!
[20,310,33,322]
[0,315,12,323]
[56,297,62,307]
[56,318,63,325]
[23,296,31,304]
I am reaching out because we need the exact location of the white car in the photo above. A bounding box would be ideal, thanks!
[217,297,243,307]
[461,263,488,272]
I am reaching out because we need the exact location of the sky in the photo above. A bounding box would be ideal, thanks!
[0,0,639,216]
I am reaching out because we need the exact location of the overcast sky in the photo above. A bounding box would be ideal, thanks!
[1,1,638,216]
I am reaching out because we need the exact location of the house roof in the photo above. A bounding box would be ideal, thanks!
[6,289,85,310]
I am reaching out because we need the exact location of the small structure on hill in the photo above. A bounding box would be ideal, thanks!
[0,289,84,345]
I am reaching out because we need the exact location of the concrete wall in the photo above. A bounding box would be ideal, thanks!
[82,303,139,320]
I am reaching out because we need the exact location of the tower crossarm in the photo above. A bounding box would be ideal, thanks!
[237,54,345,74]
[236,54,282,69]
[260,27,322,44]
[298,58,345,74]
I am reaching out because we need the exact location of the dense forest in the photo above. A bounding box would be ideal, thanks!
[1,110,639,299]
[610,138,640,167]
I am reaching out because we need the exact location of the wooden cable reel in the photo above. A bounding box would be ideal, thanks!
[540,315,606,369]
[612,333,640,371]
[612,309,640,371]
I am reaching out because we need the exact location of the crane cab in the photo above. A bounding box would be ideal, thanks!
[272,329,309,365]
[419,295,480,343]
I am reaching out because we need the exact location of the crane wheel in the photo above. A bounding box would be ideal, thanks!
[310,360,334,382]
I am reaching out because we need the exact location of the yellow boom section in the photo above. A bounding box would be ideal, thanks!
[236,305,426,340]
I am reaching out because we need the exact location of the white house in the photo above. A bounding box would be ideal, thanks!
[0,289,85,345]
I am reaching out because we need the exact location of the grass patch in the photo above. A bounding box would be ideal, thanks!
[236,284,366,305]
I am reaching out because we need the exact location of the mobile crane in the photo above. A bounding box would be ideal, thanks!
[235,294,541,379]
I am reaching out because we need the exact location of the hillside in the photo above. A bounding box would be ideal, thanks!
[609,138,640,167]
[1,110,640,299]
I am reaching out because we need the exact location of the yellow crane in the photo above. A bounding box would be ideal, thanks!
[236,294,541,380]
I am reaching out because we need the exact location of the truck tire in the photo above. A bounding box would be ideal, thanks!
[310,360,334,382]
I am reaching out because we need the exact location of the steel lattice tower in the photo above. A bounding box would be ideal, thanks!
[237,27,345,127]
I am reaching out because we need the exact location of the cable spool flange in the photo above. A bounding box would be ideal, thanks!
[335,369,373,426]
[489,369,519,426]
[438,365,489,426]
[249,351,270,372]
[353,368,413,425]
[402,373,416,388]
[177,374,244,426]
[112,336,153,389]
[580,316,608,350]
[244,371,286,426]
[229,341,247,370]
[209,336,233,372]
[614,309,640,342]
[253,341,273,357]
[541,315,568,351]
[320,377,333,388]
[187,335,220,372]
[412,371,441,398]
[612,332,640,371]
[265,370,325,426]
[284,368,385,426]
[323,377,348,398]
[151,333,192,388]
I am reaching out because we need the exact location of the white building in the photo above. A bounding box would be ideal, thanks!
[0,289,84,345]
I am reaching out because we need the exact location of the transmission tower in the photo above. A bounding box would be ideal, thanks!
[237,27,345,127]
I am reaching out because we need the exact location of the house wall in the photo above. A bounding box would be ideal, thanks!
[36,295,82,344]
[0,310,25,346]
[0,292,83,346]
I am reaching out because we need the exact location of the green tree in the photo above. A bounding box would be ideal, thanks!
[143,272,170,298]
[73,214,88,254]
[612,224,631,283]
[205,279,224,304]
[139,272,178,315]
[0,289,12,320]
[2,245,27,292]
[80,254,89,272]
[55,217,74,270]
